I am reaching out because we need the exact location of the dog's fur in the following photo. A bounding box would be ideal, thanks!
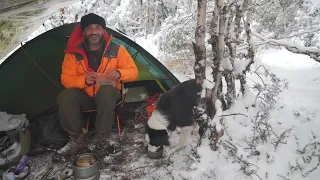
[145,79,201,151]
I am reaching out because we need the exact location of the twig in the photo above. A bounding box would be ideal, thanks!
[167,147,184,163]
[254,64,268,73]
[163,167,174,180]
[253,172,262,180]
[303,156,320,177]
[178,173,188,180]
[253,71,266,86]
[246,76,258,84]
[277,174,290,180]
[129,164,150,172]
[256,97,270,104]
[272,129,292,150]
[187,154,200,163]
[221,113,248,117]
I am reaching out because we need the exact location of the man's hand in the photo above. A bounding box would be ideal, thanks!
[107,69,121,81]
[85,72,98,85]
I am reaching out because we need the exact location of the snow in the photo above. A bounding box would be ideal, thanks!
[0,45,21,65]
[172,72,193,82]
[185,48,320,180]
[251,31,320,61]
[203,79,214,89]
[260,47,320,70]
[222,57,233,70]
[234,58,252,75]
[128,34,320,179]
[210,100,222,132]
[310,0,320,5]
[135,36,320,179]
[135,35,159,58]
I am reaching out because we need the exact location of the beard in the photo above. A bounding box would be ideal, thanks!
[85,34,103,46]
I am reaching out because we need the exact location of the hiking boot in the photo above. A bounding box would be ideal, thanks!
[88,132,122,156]
[56,128,89,156]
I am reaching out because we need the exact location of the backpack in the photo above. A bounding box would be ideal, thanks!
[0,112,31,169]
[135,93,160,120]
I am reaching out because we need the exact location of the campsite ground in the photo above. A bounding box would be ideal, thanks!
[2,38,320,179]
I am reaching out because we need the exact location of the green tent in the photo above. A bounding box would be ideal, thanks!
[0,23,180,117]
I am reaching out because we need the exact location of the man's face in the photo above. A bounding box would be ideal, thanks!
[83,24,104,46]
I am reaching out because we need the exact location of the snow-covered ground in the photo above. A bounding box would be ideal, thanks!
[135,37,320,179]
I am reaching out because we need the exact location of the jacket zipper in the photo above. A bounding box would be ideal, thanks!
[92,43,110,97]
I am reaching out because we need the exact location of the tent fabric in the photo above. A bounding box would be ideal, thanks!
[0,23,179,117]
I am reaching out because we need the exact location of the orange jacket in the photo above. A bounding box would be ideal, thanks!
[61,24,138,97]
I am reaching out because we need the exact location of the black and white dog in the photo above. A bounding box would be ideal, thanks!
[145,79,201,152]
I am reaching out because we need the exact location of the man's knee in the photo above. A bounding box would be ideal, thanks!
[96,85,120,101]
[58,88,84,105]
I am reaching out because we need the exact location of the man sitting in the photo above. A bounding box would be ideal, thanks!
[56,13,138,156]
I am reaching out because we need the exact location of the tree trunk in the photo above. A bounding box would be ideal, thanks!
[208,2,220,119]
[193,0,207,140]
[152,0,159,35]
[224,4,236,107]
[145,0,150,39]
[239,0,254,95]
[206,0,228,151]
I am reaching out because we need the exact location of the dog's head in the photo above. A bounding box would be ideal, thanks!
[144,110,170,152]
[145,124,169,152]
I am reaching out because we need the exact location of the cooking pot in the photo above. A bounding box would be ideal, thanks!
[72,153,100,180]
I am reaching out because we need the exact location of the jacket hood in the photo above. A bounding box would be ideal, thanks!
[64,24,111,55]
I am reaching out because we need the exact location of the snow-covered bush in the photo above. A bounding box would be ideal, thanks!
[252,0,320,48]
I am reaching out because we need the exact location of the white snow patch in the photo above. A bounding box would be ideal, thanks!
[234,58,252,75]
[203,79,214,90]
[135,35,159,58]
[205,66,213,82]
[260,47,320,70]
[200,87,206,98]
[241,85,256,108]
[172,71,193,82]
[222,57,233,70]
[209,100,222,132]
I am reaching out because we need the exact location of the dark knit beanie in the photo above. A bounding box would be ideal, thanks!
[80,13,106,31]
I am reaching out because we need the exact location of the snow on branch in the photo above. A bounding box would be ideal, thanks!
[251,30,320,62]
[276,27,320,41]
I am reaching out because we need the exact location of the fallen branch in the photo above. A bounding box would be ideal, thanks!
[251,30,320,62]
[221,113,248,117]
